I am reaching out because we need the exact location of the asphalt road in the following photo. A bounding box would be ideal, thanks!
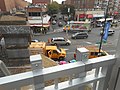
[33,26,120,62]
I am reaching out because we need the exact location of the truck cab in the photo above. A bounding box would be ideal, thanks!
[29,42,66,60]
[45,46,66,60]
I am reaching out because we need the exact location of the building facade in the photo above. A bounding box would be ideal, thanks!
[0,0,29,13]
[26,4,50,34]
[32,0,51,4]
[0,0,15,12]
[65,0,120,21]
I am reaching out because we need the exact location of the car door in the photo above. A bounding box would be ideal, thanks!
[77,33,82,39]
[54,39,60,45]
[81,33,86,38]
[52,50,59,59]
[61,39,66,45]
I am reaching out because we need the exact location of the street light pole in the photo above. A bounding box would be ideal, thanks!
[66,8,70,37]
[98,0,109,55]
[40,5,43,32]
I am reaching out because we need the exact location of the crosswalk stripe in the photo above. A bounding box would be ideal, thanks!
[64,49,69,51]
[86,42,92,44]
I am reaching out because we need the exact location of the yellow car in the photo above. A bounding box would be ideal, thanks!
[63,25,70,32]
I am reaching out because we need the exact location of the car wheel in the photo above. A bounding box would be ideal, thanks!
[54,43,57,46]
[59,57,64,61]
[66,43,70,46]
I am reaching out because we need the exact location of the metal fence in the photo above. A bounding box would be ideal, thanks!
[0,54,116,90]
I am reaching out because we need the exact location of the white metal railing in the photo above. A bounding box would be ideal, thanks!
[0,54,116,90]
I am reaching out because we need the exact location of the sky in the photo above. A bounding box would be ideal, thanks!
[25,0,65,4]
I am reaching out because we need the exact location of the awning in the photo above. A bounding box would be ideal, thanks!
[86,14,93,19]
[30,24,50,27]
[79,14,86,18]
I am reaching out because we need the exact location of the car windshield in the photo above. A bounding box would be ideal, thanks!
[74,33,81,35]
[57,48,61,53]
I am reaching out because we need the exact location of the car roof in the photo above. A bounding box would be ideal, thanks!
[75,32,88,34]
[31,39,39,42]
[109,28,114,31]
[52,37,65,40]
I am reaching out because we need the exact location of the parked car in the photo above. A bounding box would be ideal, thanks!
[111,20,118,27]
[71,32,88,39]
[48,37,71,46]
[100,28,115,36]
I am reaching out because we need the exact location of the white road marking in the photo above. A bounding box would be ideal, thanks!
[86,42,92,44]
[106,50,116,53]
[64,49,69,51]
[67,52,75,54]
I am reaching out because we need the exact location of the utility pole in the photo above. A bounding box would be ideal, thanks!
[98,0,109,55]
[40,5,44,34]
[66,8,70,37]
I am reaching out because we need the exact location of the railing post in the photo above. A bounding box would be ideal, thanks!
[93,67,100,90]
[30,54,44,90]
[108,32,120,90]
[98,66,113,90]
[0,60,10,76]
[76,47,89,90]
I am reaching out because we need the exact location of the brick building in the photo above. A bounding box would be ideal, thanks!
[0,0,15,12]
[65,0,95,10]
[32,0,51,4]
[15,0,29,9]
[0,0,29,12]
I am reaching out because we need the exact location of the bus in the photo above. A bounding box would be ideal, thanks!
[96,18,113,27]
[63,21,92,32]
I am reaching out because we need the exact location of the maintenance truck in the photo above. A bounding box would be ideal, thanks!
[29,42,66,60]
[74,45,109,59]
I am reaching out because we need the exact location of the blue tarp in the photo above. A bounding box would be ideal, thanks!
[103,22,110,41]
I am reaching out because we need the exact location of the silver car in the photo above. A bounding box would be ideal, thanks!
[48,37,71,46]
[100,28,115,36]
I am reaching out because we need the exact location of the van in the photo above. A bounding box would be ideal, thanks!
[100,28,115,36]
[45,46,66,60]
[71,32,88,39]
[48,37,71,46]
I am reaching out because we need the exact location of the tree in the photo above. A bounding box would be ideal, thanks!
[59,4,75,20]
[60,4,75,15]
[47,1,59,15]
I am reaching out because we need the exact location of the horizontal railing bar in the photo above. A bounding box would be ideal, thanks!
[85,55,116,69]
[0,71,34,90]
[44,73,105,90]
[0,55,115,90]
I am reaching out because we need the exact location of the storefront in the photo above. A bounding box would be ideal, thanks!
[28,15,50,34]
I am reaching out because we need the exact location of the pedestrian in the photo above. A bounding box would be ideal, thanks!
[42,28,45,34]
[44,28,47,34]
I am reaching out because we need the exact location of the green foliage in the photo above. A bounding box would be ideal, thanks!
[47,1,59,15]
[60,4,75,15]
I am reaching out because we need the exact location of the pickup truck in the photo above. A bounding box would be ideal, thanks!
[29,42,66,60]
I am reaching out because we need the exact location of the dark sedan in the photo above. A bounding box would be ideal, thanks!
[71,32,88,39]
